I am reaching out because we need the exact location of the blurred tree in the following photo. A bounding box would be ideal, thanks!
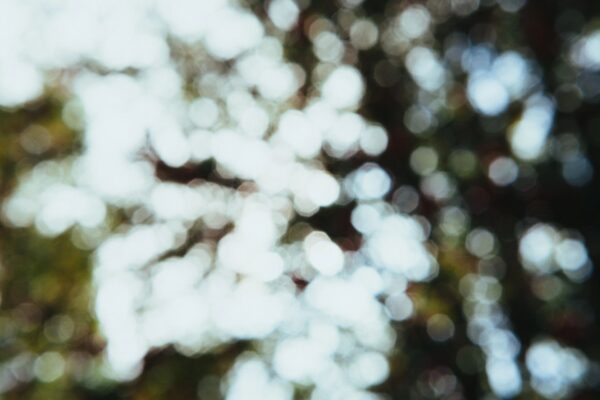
[0,0,600,399]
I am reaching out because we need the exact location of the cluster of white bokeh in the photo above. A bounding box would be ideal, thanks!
[526,339,589,399]
[1,0,597,398]
[380,3,595,399]
[519,223,592,282]
[0,0,431,398]
[463,270,523,398]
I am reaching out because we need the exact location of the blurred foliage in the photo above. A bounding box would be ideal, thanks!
[1,0,600,399]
